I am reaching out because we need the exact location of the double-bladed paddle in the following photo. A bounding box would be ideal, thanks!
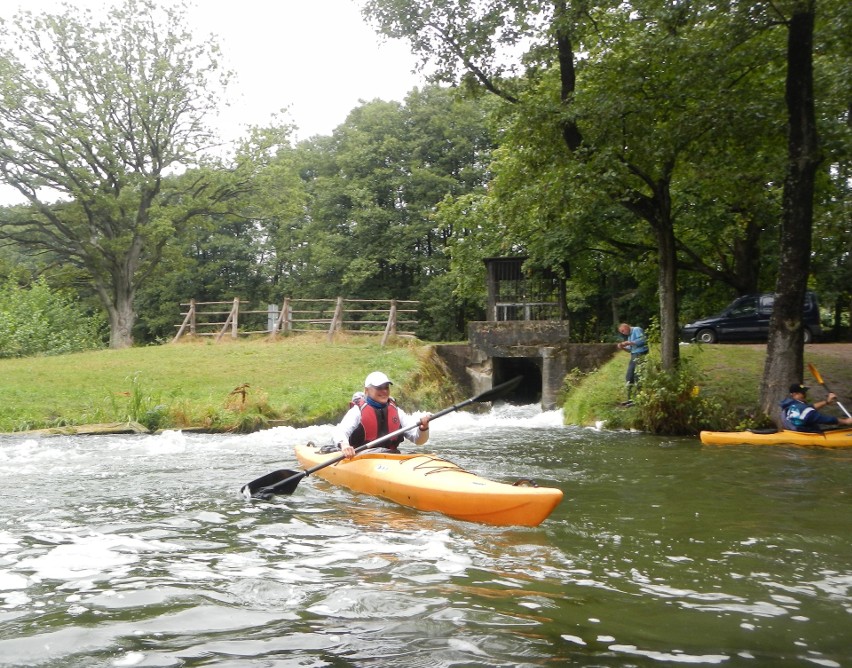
[807,362,851,418]
[240,375,524,500]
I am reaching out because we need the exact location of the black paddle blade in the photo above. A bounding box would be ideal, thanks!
[260,472,306,497]
[240,468,301,499]
[478,375,523,403]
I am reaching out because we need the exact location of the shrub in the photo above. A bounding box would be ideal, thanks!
[633,356,722,435]
[0,278,106,357]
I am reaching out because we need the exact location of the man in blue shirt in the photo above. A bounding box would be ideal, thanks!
[617,322,649,405]
[779,383,852,432]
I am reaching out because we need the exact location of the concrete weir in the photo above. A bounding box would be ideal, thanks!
[434,321,616,410]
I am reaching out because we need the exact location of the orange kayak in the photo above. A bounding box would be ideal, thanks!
[700,428,852,448]
[294,443,563,527]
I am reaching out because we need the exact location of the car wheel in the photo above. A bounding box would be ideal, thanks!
[696,329,717,344]
[803,328,812,344]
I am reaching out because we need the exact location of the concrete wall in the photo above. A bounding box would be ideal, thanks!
[434,322,617,410]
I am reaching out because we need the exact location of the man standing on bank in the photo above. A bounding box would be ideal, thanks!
[779,383,852,432]
[617,322,649,404]
[334,371,431,458]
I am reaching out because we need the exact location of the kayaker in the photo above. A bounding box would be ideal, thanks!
[616,322,649,405]
[779,383,852,432]
[333,371,431,458]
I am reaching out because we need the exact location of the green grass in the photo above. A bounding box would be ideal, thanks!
[563,343,852,432]
[3,336,848,435]
[0,335,448,433]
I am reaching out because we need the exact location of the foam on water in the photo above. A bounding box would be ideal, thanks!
[432,402,565,433]
[14,533,182,585]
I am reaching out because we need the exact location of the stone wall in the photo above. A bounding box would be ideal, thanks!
[434,323,617,410]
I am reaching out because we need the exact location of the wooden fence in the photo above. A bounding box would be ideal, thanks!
[173,297,420,346]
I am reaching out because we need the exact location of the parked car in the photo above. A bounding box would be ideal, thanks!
[681,292,822,344]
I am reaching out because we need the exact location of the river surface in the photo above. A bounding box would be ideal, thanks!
[1,404,850,667]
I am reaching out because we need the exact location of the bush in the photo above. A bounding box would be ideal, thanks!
[633,356,722,435]
[0,278,106,358]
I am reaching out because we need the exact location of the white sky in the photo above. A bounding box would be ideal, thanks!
[0,0,426,205]
[2,0,425,143]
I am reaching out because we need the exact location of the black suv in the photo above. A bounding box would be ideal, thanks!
[681,292,822,344]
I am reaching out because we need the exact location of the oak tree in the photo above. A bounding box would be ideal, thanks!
[0,0,235,347]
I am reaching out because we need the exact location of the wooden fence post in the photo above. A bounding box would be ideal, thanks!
[216,297,240,341]
[173,299,196,342]
[270,298,293,338]
[231,297,239,339]
[328,296,344,341]
[381,299,398,346]
[283,298,292,333]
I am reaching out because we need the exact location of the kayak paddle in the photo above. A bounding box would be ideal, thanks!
[240,375,524,500]
[807,362,851,418]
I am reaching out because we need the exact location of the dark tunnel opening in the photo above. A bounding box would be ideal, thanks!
[493,357,542,404]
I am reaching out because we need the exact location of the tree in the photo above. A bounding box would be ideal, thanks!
[760,0,821,420]
[365,0,794,363]
[280,87,494,339]
[0,0,237,348]
[133,123,307,342]
[808,0,852,340]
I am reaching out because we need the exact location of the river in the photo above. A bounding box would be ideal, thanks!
[1,404,850,667]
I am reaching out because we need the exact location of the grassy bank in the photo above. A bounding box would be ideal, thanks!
[0,335,457,433]
[2,337,849,435]
[563,343,852,432]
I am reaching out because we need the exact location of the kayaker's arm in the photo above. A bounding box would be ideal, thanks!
[812,393,833,410]
[812,394,852,425]
[413,414,431,445]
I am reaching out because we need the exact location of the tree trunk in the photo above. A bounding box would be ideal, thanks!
[106,298,136,349]
[622,172,681,370]
[94,263,137,349]
[655,217,680,371]
[760,3,820,421]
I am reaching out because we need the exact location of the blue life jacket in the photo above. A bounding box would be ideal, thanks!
[779,397,819,432]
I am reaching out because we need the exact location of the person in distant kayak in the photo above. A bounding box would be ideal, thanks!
[333,371,431,458]
[779,383,852,432]
[617,322,649,404]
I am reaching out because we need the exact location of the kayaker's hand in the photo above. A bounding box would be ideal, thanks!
[418,414,431,431]
[826,392,837,404]
[340,443,356,458]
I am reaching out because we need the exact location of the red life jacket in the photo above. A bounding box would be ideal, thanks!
[349,395,403,449]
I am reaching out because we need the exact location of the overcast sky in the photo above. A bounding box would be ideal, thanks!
[0,0,426,204]
[4,0,425,142]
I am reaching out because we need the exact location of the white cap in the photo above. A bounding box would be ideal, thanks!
[364,371,393,388]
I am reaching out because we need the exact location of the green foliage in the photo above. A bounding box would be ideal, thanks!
[363,0,852,349]
[0,278,106,358]
[632,356,722,435]
[415,268,491,342]
[562,344,786,434]
[117,372,169,431]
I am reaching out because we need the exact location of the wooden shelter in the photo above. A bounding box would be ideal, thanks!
[483,257,567,322]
